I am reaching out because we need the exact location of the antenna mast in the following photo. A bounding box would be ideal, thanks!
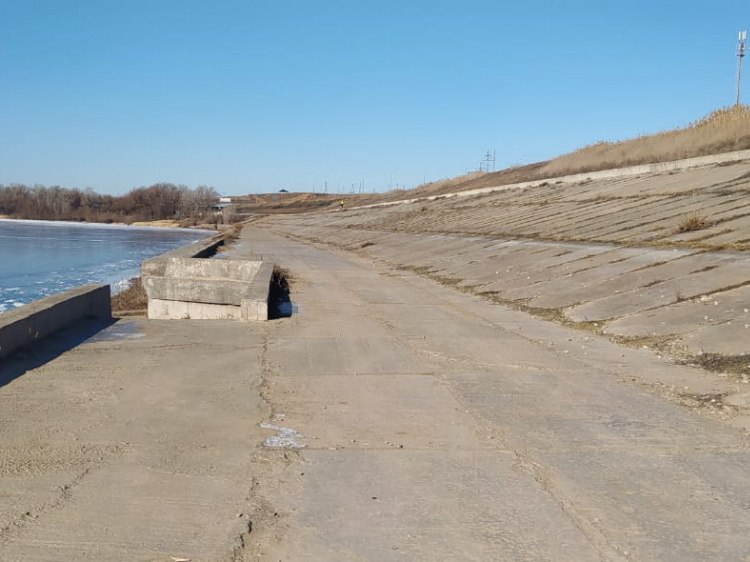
[737,30,747,106]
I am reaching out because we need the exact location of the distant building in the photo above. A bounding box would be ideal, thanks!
[211,202,232,211]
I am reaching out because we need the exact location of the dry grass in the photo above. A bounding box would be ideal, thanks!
[676,209,710,233]
[216,223,244,254]
[684,353,750,376]
[391,171,486,198]
[390,164,549,199]
[539,105,750,178]
[225,223,244,240]
[272,265,293,287]
[111,277,148,315]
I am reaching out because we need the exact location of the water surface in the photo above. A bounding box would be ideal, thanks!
[0,219,212,313]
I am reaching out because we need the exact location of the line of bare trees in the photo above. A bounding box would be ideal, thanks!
[0,183,220,224]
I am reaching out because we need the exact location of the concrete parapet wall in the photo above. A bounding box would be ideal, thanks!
[0,284,111,360]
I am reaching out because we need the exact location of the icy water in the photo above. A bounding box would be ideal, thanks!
[0,219,212,313]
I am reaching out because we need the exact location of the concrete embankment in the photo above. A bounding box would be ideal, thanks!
[257,155,750,372]
[4,225,750,560]
[0,284,111,360]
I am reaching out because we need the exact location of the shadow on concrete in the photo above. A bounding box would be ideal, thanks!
[0,316,118,389]
[269,267,293,320]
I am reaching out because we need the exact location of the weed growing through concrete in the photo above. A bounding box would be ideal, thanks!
[216,224,244,254]
[676,209,710,233]
[683,353,750,376]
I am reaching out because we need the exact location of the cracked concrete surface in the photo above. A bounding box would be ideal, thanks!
[2,216,750,560]
[0,319,268,561]
[237,227,750,561]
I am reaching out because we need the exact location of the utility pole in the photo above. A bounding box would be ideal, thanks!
[737,30,747,106]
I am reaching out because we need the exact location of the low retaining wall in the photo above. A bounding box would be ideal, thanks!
[0,284,111,360]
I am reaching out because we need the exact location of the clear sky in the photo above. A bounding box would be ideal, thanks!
[0,1,747,195]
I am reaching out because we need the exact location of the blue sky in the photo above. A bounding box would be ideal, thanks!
[0,1,746,195]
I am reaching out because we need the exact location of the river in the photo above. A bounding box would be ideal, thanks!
[0,219,212,313]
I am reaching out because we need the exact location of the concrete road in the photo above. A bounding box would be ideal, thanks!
[239,226,750,562]
[1,225,750,561]
[0,319,268,561]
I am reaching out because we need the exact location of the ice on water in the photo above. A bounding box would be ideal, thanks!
[0,220,212,312]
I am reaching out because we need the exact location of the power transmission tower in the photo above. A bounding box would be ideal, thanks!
[737,30,747,106]
[481,149,496,172]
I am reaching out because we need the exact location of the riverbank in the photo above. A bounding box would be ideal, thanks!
[0,216,217,231]
[4,226,750,559]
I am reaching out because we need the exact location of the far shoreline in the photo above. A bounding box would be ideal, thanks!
[0,216,217,234]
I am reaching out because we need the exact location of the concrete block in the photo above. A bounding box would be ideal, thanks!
[241,299,267,322]
[147,299,242,321]
[143,276,250,305]
[164,257,261,281]
[142,255,273,322]
[148,298,191,320]
[241,262,274,322]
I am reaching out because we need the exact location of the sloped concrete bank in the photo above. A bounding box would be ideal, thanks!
[256,157,750,376]
[262,224,750,369]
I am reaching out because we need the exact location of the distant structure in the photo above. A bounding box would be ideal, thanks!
[480,149,496,173]
[737,30,747,106]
